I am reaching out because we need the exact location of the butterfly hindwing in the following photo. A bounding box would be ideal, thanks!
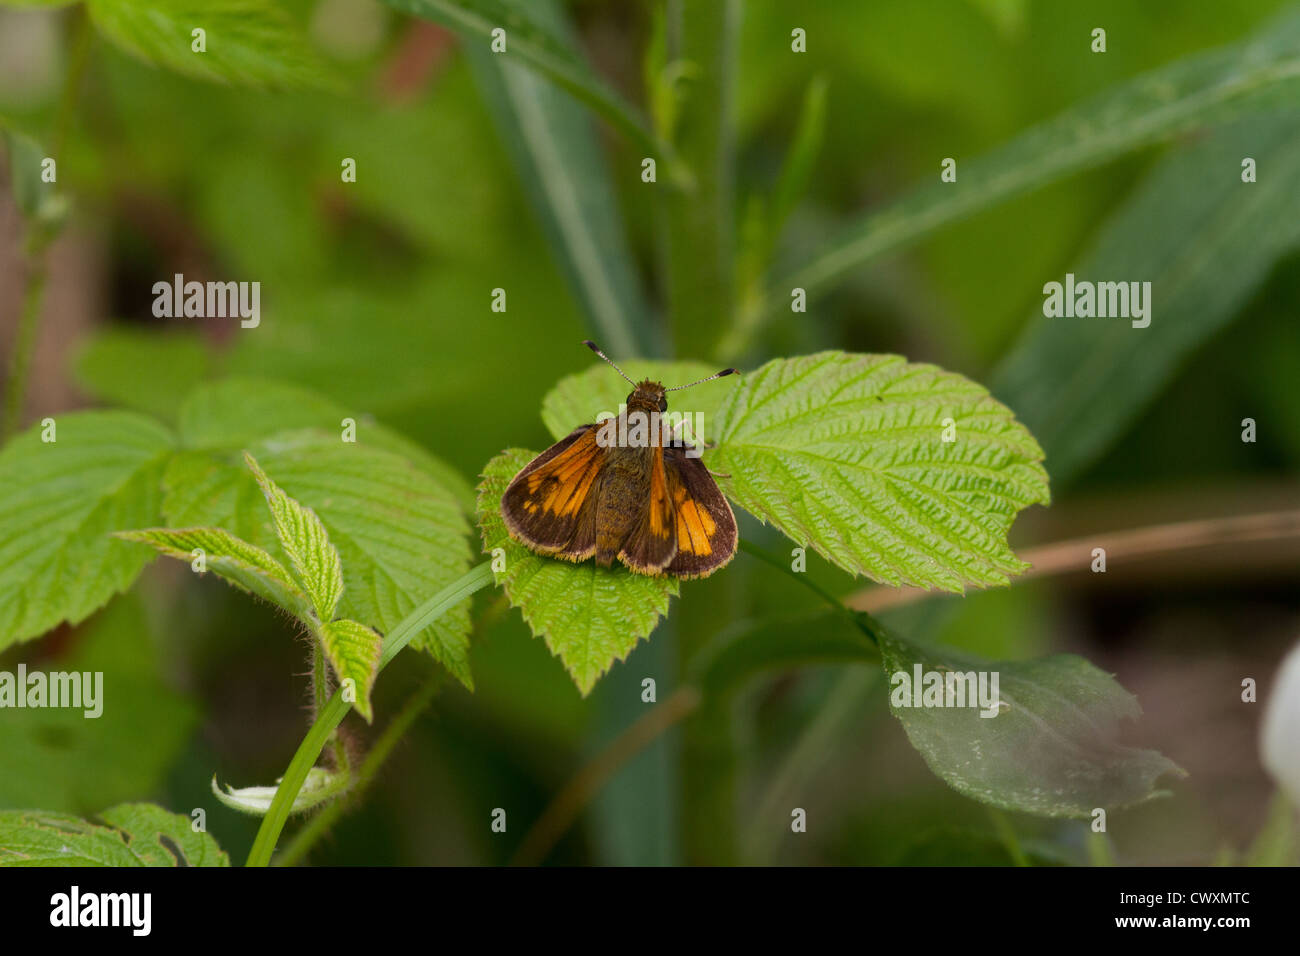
[663,445,738,578]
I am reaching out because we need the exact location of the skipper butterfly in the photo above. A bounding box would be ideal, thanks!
[501,342,740,579]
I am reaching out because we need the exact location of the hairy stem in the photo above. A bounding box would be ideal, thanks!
[275,670,444,866]
[245,561,494,867]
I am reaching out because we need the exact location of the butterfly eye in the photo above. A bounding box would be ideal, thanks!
[658,396,668,413]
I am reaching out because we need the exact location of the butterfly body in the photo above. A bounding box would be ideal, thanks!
[501,361,739,580]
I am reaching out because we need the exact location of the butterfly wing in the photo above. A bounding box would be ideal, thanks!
[615,445,679,574]
[501,425,604,561]
[662,445,738,578]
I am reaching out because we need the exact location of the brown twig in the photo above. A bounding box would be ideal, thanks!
[848,508,1300,612]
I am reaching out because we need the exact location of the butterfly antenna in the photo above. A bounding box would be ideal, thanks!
[666,367,740,391]
[583,340,636,387]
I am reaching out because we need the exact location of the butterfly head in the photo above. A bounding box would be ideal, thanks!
[582,341,739,415]
[628,380,668,415]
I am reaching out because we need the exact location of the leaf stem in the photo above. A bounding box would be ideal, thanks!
[244,561,495,867]
[738,539,882,644]
[275,670,445,866]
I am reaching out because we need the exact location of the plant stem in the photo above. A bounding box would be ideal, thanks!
[1,9,91,442]
[275,670,445,866]
[2,266,48,441]
[661,0,738,357]
[987,808,1030,866]
[245,561,494,867]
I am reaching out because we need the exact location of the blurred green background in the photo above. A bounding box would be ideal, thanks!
[1,0,1297,865]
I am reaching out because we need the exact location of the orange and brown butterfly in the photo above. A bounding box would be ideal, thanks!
[500,341,740,579]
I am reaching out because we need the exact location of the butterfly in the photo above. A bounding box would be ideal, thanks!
[500,341,740,579]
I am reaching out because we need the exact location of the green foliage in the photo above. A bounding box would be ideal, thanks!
[72,330,212,425]
[318,619,382,722]
[710,352,1049,589]
[0,597,196,814]
[0,411,174,649]
[463,0,657,359]
[879,630,1185,817]
[86,0,330,89]
[245,452,344,623]
[485,348,1047,692]
[162,433,474,688]
[382,0,665,161]
[177,378,475,512]
[994,115,1300,479]
[114,526,308,618]
[773,8,1300,316]
[125,452,410,720]
[478,449,677,695]
[0,803,227,866]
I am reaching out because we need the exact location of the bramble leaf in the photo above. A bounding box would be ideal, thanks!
[163,432,474,687]
[244,453,344,624]
[0,411,175,650]
[477,449,676,695]
[320,618,382,722]
[709,352,1049,591]
[114,526,308,618]
[879,630,1184,817]
[177,378,475,513]
[0,803,228,867]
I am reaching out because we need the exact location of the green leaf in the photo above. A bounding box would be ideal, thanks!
[709,352,1049,590]
[879,630,1184,817]
[0,803,228,866]
[113,526,308,618]
[0,596,197,814]
[163,432,474,687]
[72,329,212,425]
[86,0,330,90]
[541,358,731,440]
[381,0,667,161]
[319,619,382,722]
[244,453,344,624]
[772,9,1300,316]
[993,116,1300,479]
[178,377,475,513]
[0,411,175,650]
[464,0,657,359]
[477,449,676,695]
